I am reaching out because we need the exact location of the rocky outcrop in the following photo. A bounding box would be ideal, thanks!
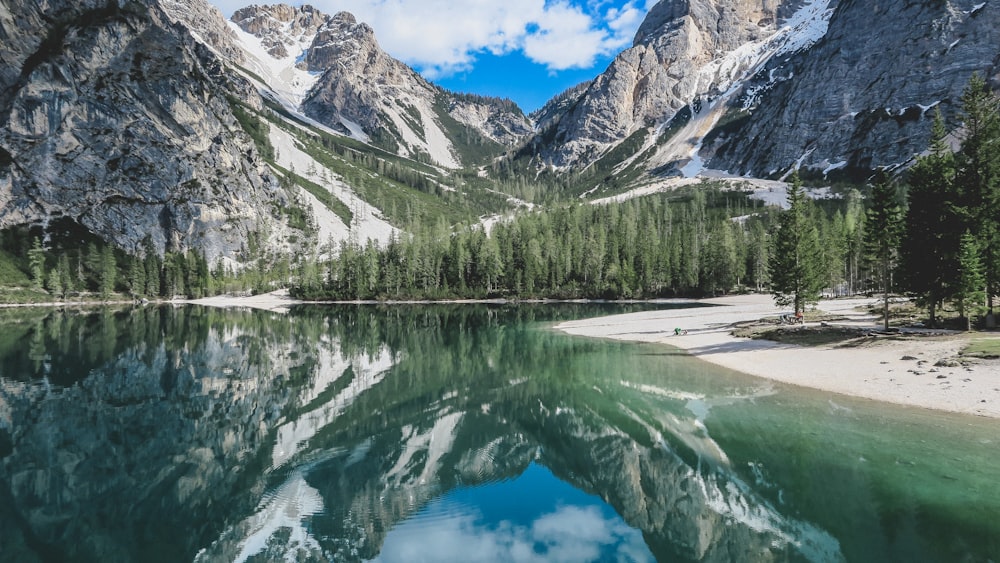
[295,8,465,165]
[708,0,1000,177]
[228,4,532,166]
[159,0,246,64]
[231,3,326,62]
[531,0,800,168]
[444,94,532,147]
[0,0,296,262]
[524,0,999,180]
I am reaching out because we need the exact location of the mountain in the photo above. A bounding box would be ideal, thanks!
[0,0,297,266]
[0,0,528,272]
[709,0,1000,178]
[2,0,998,277]
[226,4,532,168]
[521,0,999,181]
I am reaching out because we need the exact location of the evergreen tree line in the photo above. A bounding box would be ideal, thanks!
[24,239,216,299]
[769,75,1000,329]
[901,76,999,328]
[291,186,874,301]
[16,235,286,301]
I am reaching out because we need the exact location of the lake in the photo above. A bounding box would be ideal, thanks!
[0,304,997,562]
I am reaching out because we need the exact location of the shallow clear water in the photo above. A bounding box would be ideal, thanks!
[0,304,997,562]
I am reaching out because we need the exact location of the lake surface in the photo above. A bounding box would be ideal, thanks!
[0,304,998,562]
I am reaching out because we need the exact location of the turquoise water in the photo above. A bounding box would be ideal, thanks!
[0,304,997,562]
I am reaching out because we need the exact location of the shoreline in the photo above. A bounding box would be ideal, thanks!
[556,294,1000,419]
[7,290,998,419]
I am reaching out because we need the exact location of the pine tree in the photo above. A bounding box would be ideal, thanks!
[127,257,145,297]
[769,172,825,314]
[955,74,1000,320]
[902,110,962,326]
[45,263,63,298]
[955,231,986,331]
[99,246,116,299]
[57,254,72,296]
[864,170,903,330]
[28,238,45,291]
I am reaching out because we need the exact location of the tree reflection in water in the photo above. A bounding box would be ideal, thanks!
[0,304,997,562]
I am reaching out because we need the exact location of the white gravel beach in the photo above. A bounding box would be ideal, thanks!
[556,294,1000,419]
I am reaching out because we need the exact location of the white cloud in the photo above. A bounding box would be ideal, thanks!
[371,503,654,562]
[242,0,652,76]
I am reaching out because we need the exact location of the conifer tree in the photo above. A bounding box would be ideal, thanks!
[902,110,961,326]
[769,172,824,314]
[28,238,45,291]
[99,246,116,299]
[955,231,986,331]
[864,170,903,330]
[46,263,63,298]
[57,254,72,296]
[955,74,1000,320]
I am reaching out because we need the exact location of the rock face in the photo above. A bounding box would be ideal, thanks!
[0,0,295,262]
[709,0,1000,177]
[159,0,246,65]
[526,0,999,179]
[231,3,326,62]
[227,4,531,167]
[531,0,805,168]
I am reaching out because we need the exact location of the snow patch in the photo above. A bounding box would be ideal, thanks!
[918,101,941,115]
[588,178,701,205]
[268,125,398,250]
[822,160,848,175]
[772,0,835,56]
[227,21,320,108]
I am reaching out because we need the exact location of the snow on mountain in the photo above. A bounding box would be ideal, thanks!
[267,125,398,250]
[226,20,321,108]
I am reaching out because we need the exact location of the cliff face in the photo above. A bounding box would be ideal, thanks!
[526,0,999,179]
[708,0,1000,177]
[0,0,294,263]
[159,0,246,64]
[227,4,531,167]
[530,0,806,168]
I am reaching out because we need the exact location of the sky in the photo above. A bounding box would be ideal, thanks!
[208,0,657,112]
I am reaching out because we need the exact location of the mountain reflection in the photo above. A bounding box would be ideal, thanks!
[1,304,997,562]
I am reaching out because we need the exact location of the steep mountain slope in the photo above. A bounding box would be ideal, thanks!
[522,0,999,183]
[708,0,1000,177]
[526,0,830,169]
[226,4,532,168]
[0,0,296,265]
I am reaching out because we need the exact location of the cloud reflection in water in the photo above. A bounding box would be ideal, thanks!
[372,503,653,563]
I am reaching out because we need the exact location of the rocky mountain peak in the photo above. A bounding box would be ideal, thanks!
[304,10,378,72]
[528,0,799,168]
[231,3,328,59]
[158,0,246,64]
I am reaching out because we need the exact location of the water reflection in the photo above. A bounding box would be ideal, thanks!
[0,304,997,562]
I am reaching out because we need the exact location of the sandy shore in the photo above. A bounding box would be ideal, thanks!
[186,288,298,312]
[556,294,1000,419]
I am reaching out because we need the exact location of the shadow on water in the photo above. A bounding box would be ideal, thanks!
[0,304,997,562]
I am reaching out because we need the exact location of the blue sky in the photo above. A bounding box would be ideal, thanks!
[208,0,656,112]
